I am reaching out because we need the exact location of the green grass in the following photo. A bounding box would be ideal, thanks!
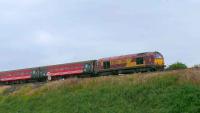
[1,69,200,113]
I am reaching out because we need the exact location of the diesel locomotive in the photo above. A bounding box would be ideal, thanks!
[0,51,165,84]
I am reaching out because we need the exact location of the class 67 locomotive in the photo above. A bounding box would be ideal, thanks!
[0,51,165,84]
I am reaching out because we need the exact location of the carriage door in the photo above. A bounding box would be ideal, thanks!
[84,64,92,73]
[32,68,47,80]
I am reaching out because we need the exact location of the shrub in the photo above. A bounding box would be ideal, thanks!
[166,62,187,71]
[193,64,200,69]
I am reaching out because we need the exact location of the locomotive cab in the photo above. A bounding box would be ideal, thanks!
[154,52,165,70]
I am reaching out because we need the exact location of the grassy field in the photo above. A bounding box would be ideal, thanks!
[0,69,200,113]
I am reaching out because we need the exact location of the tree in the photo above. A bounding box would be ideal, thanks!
[166,62,187,70]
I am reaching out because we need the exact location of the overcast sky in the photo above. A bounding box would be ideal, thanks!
[0,0,199,71]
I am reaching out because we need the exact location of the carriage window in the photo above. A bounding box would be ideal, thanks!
[103,61,110,69]
[136,57,144,65]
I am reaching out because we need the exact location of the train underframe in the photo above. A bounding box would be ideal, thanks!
[0,66,164,85]
[97,65,165,76]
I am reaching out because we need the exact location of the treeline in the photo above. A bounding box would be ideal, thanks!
[166,62,200,71]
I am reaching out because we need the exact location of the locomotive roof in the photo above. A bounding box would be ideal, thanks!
[98,52,158,61]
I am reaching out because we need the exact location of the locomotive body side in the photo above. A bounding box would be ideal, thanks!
[96,52,165,75]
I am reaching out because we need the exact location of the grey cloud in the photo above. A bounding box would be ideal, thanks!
[0,0,200,71]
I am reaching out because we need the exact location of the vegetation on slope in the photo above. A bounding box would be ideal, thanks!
[166,62,188,70]
[0,69,200,113]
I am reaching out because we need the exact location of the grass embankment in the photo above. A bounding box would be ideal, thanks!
[0,69,200,113]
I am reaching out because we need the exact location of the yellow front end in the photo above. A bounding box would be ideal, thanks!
[155,58,165,66]
[154,58,165,71]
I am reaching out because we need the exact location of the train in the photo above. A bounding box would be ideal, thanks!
[0,51,165,84]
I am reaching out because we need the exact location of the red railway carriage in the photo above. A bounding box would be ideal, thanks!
[31,60,96,80]
[96,52,164,75]
[47,63,85,76]
[46,60,96,79]
[0,60,96,84]
[0,69,32,83]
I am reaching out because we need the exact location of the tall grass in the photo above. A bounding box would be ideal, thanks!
[0,69,200,113]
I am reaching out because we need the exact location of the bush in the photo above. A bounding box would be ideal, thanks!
[166,62,187,70]
[193,64,200,68]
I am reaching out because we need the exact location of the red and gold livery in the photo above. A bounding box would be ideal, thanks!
[96,52,164,74]
[0,51,165,84]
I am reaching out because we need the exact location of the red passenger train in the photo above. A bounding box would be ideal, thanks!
[0,52,165,84]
